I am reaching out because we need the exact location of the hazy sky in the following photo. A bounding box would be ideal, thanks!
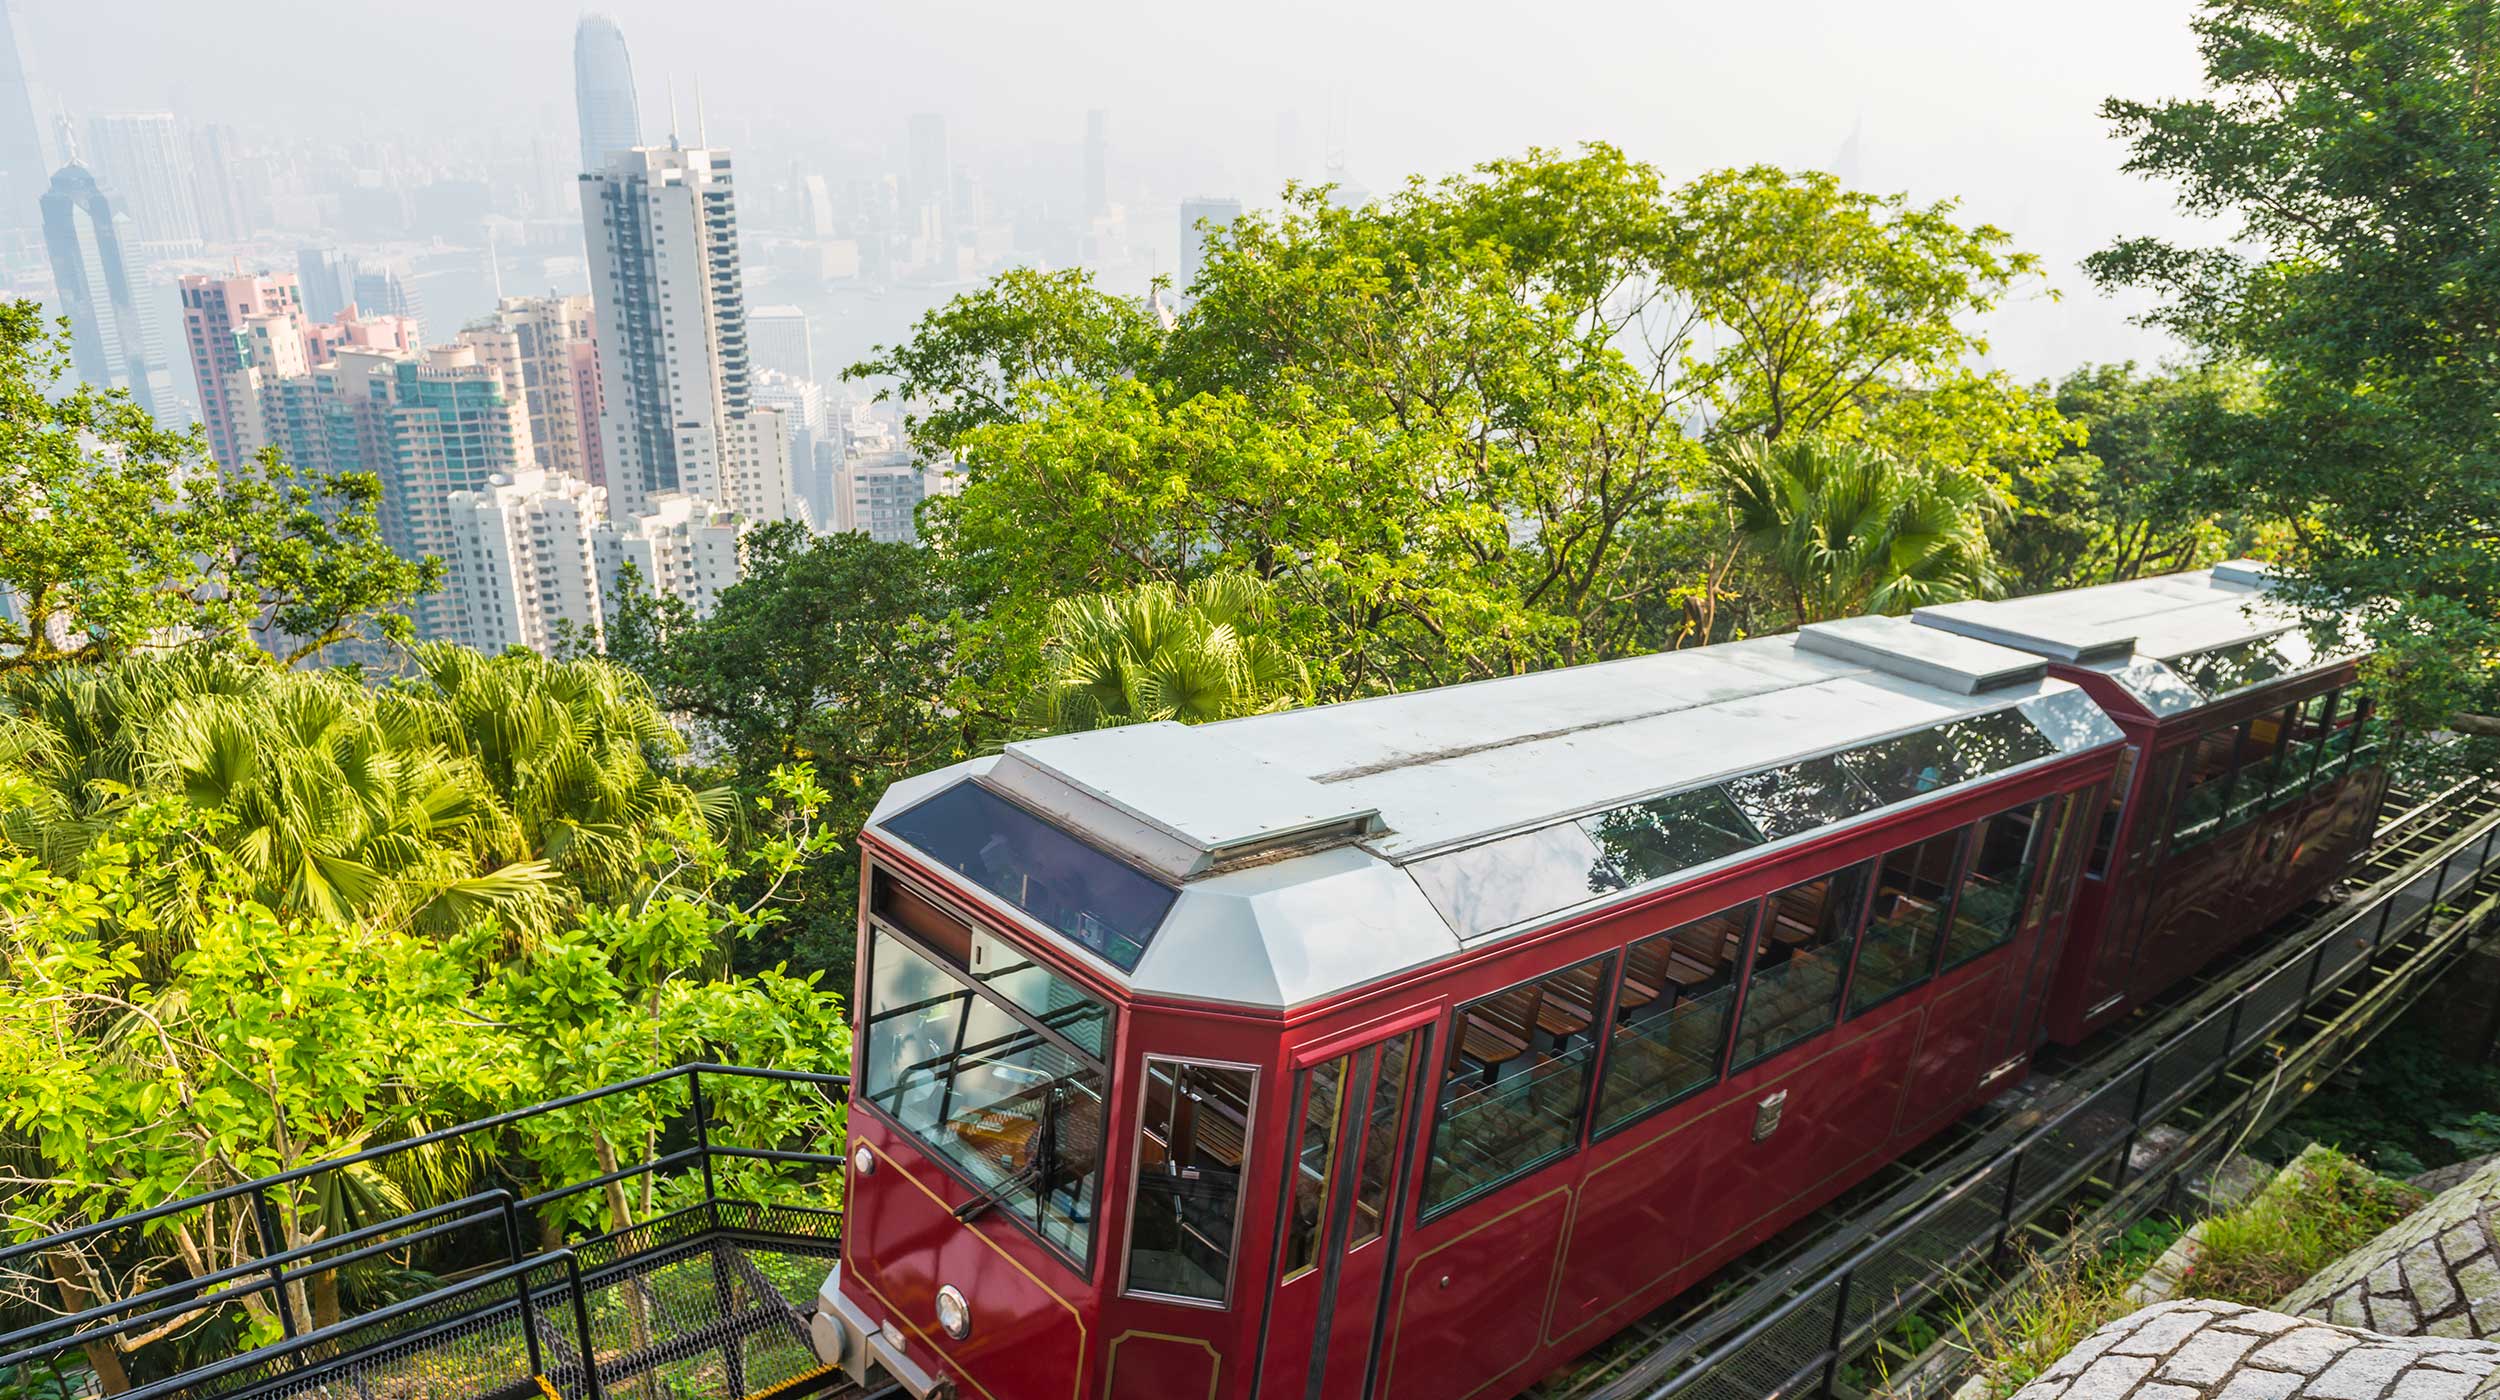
[23,0,2221,380]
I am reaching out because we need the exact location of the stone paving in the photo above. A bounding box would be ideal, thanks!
[2007,1300,2500,1400]
[2282,1158,2500,1339]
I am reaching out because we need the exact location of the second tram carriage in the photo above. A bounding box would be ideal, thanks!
[806,564,2385,1400]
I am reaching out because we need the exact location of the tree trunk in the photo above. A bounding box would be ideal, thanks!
[45,1251,133,1396]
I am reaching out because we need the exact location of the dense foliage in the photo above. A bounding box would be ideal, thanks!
[2092,0,2500,733]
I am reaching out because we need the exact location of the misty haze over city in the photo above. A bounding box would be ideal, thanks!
[19,0,2212,400]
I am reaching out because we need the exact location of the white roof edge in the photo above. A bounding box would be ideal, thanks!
[1797,614,2049,694]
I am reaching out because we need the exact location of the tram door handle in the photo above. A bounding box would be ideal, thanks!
[1752,1090,1788,1142]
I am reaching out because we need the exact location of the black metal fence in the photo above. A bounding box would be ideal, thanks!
[1592,802,2500,1400]
[0,1064,851,1400]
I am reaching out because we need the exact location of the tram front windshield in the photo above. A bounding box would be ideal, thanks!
[862,920,1111,1265]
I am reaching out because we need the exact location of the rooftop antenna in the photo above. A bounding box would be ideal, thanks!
[666,73,681,149]
[694,76,707,148]
[486,222,504,301]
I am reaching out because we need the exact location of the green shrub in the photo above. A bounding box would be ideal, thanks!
[2185,1150,2422,1305]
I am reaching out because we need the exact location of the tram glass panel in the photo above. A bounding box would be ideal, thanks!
[1723,756,1881,839]
[2173,637,2298,698]
[1732,864,1873,1067]
[1422,953,1616,1214]
[1350,1030,1421,1245]
[1849,830,1967,1014]
[1578,788,1762,891]
[2230,703,2300,824]
[1941,799,2051,969]
[1594,901,1755,1134]
[861,924,1111,1264]
[1281,1059,1347,1277]
[2169,720,2248,848]
[1123,1058,1257,1304]
[883,780,1178,971]
[2087,745,2141,879]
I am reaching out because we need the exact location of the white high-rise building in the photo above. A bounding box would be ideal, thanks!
[458,295,604,488]
[443,469,606,655]
[592,493,745,620]
[580,143,792,524]
[753,370,826,527]
[748,304,812,380]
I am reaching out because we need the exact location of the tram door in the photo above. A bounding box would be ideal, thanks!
[1257,1020,1431,1400]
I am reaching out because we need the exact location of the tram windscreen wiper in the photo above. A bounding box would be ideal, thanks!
[953,1083,1062,1225]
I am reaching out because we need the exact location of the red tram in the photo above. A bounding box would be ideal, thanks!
[1915,562,2388,1043]
[806,565,2384,1400]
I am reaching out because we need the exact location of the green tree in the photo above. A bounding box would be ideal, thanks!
[1025,572,1312,733]
[2089,0,2500,733]
[0,304,436,672]
[1712,433,2005,625]
[1995,362,2250,592]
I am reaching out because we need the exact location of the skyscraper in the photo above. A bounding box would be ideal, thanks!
[573,15,641,175]
[189,124,248,242]
[443,469,606,654]
[0,1,49,237]
[351,262,423,334]
[580,143,791,523]
[83,113,201,254]
[42,166,161,417]
[1083,109,1110,218]
[179,271,329,469]
[748,304,812,380]
[457,295,602,485]
[294,248,347,323]
[905,113,948,237]
[1177,195,1242,299]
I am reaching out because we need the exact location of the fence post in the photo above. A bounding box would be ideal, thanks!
[2115,1064,2155,1188]
[517,1264,546,1382]
[1989,1152,2025,1269]
[691,1069,719,1210]
[252,1189,299,1339]
[564,1252,603,1400]
[1821,1269,1856,1396]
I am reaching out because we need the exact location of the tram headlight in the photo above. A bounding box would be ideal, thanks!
[935,1284,972,1341]
[852,1144,874,1176]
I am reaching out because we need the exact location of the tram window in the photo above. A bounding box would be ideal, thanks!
[1732,864,1872,1067]
[2295,690,2343,783]
[1580,788,1762,892]
[1422,953,1615,1216]
[883,780,1178,971]
[1350,1030,1422,1247]
[1724,756,1881,840]
[2230,704,2299,822]
[861,927,1108,1265]
[1594,902,1753,1134]
[2087,746,2140,879]
[1942,800,2050,969]
[1849,831,1965,1014]
[872,870,1114,1059]
[1842,729,1968,803]
[1123,1058,1257,1305]
[1281,1058,1347,1278]
[2168,723,2246,847]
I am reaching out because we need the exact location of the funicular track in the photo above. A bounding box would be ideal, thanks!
[1535,777,2500,1400]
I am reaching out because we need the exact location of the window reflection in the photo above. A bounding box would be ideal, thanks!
[2172,638,2297,698]
[1723,756,1881,839]
[1580,789,1761,892]
[1124,1059,1255,1304]
[1943,800,2049,968]
[1281,1060,1346,1278]
[884,782,1177,971]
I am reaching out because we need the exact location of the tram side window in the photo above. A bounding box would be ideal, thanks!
[1732,864,1872,1068]
[1594,902,1754,1135]
[2228,704,2299,823]
[2169,723,2246,847]
[2087,746,2140,879]
[1942,800,2049,969]
[1422,953,1615,1216]
[1280,1059,1347,1278]
[1850,831,1965,1015]
[1123,1059,1257,1305]
[1350,1030,1422,1247]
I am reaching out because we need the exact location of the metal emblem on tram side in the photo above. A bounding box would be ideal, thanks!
[1753,1089,1788,1141]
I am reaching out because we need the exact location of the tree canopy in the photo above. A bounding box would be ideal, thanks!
[2091,0,2500,732]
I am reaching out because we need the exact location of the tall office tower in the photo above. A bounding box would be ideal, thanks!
[457,294,602,483]
[572,15,641,175]
[0,1,48,237]
[351,262,423,333]
[178,271,308,467]
[592,492,745,619]
[43,166,160,417]
[580,144,791,522]
[747,304,812,380]
[1083,109,1110,218]
[1177,195,1242,298]
[905,113,948,235]
[189,124,248,242]
[443,468,606,654]
[801,174,835,238]
[567,336,606,492]
[83,114,201,254]
[752,369,823,525]
[294,247,347,323]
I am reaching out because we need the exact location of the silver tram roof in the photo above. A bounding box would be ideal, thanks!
[1913,561,2365,717]
[866,613,2125,1012]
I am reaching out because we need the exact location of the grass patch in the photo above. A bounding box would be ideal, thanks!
[1948,1218,2182,1400]
[2183,1149,2422,1306]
